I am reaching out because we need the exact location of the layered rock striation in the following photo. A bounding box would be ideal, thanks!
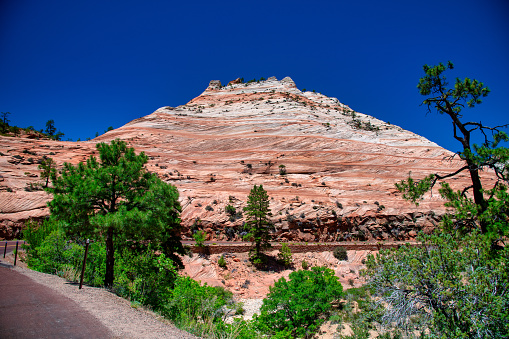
[1,77,493,240]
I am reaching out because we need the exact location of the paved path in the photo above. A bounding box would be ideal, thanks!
[0,262,112,339]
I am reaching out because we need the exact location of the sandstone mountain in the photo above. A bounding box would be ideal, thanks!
[1,76,489,240]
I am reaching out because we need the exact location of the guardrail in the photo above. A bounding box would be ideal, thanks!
[2,240,25,265]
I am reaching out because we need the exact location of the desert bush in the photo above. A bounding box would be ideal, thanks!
[333,246,348,261]
[225,204,236,216]
[218,254,227,268]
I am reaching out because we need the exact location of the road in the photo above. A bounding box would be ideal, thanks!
[0,263,112,338]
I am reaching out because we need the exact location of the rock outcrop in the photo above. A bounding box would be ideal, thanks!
[0,77,494,240]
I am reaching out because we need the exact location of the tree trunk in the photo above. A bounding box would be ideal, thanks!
[104,226,115,288]
[468,166,488,234]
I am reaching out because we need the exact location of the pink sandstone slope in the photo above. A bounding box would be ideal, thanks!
[0,77,494,240]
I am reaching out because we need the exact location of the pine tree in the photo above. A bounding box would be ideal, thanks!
[243,184,272,264]
[47,139,185,288]
[38,157,56,188]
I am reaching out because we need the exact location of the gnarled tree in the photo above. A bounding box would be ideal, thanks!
[396,61,508,235]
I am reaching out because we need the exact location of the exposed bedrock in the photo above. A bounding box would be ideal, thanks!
[1,77,495,240]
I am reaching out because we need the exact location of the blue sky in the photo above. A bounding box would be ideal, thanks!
[1,0,508,152]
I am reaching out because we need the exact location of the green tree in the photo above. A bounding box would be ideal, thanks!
[47,139,185,288]
[1,111,10,124]
[255,267,343,338]
[396,61,509,236]
[0,112,11,133]
[45,119,56,136]
[38,156,56,188]
[243,184,272,263]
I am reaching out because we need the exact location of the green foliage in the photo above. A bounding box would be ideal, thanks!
[225,204,236,215]
[218,254,227,268]
[114,248,177,310]
[243,185,272,263]
[22,219,58,256]
[395,173,435,206]
[278,164,287,175]
[301,260,309,270]
[254,266,343,338]
[277,243,292,267]
[24,227,82,278]
[333,246,348,261]
[193,230,207,248]
[365,231,509,338]
[418,61,490,111]
[163,276,233,324]
[47,139,185,287]
[22,219,106,285]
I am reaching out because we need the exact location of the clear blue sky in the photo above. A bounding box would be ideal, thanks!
[1,0,508,152]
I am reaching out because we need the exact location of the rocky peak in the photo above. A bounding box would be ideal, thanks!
[206,80,222,91]
[1,76,490,242]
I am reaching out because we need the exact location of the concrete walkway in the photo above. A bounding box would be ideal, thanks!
[0,262,112,339]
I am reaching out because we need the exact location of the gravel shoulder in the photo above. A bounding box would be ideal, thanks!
[1,254,198,339]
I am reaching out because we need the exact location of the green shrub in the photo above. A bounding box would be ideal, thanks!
[333,246,348,261]
[254,267,343,338]
[218,254,227,268]
[163,276,233,323]
[301,260,309,270]
[277,243,292,267]
[225,204,236,216]
[22,219,58,258]
[193,230,207,248]
[114,248,177,310]
[31,229,83,279]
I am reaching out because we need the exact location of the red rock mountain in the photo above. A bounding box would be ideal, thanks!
[1,77,490,240]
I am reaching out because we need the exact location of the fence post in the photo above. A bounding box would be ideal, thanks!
[3,242,6,258]
[79,239,90,290]
[14,241,19,266]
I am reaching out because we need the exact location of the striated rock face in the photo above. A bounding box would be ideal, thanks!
[0,77,494,240]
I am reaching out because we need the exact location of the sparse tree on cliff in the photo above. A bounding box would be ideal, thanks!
[243,184,272,264]
[0,112,10,133]
[1,111,10,125]
[47,139,185,288]
[45,119,56,136]
[38,157,56,188]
